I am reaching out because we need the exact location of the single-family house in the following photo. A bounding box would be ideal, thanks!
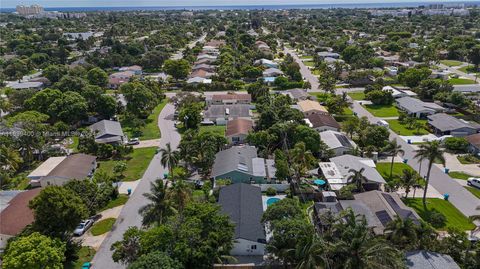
[319,130,356,156]
[211,146,276,184]
[427,113,480,136]
[226,118,254,144]
[396,97,445,118]
[281,88,310,101]
[405,251,460,269]
[262,68,284,77]
[385,66,398,76]
[305,114,341,132]
[206,93,252,106]
[383,86,408,98]
[218,184,266,257]
[108,71,135,89]
[88,120,126,144]
[186,77,212,84]
[192,63,216,72]
[254,58,279,68]
[6,81,43,90]
[297,100,329,116]
[203,104,252,122]
[63,31,94,41]
[318,155,385,191]
[0,188,42,249]
[466,133,480,155]
[189,69,215,79]
[118,65,143,75]
[27,154,97,187]
[197,54,217,61]
[318,51,340,59]
[430,69,452,80]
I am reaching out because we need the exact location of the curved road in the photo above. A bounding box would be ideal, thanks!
[288,46,480,218]
[91,103,180,268]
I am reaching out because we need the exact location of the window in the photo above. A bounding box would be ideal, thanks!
[251,245,257,250]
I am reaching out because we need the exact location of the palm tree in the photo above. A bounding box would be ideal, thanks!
[159,142,180,177]
[383,139,405,181]
[399,169,421,198]
[414,141,445,207]
[293,236,331,269]
[384,217,418,250]
[138,179,175,226]
[0,145,23,173]
[291,142,314,178]
[167,179,191,214]
[347,168,368,193]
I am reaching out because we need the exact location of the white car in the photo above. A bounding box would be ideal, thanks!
[467,178,480,189]
[73,219,93,236]
[127,138,140,145]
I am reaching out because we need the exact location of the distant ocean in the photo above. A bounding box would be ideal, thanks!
[1,1,479,13]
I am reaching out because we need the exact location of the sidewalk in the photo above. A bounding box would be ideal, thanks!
[440,152,480,177]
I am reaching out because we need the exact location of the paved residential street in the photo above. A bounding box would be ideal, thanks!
[91,103,180,268]
[284,46,319,91]
[289,47,480,218]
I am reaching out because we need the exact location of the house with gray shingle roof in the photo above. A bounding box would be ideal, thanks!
[88,120,126,144]
[211,146,275,184]
[405,251,460,269]
[396,97,445,118]
[427,113,480,137]
[218,183,266,257]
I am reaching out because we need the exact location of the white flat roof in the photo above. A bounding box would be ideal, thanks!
[27,156,66,178]
[318,162,343,180]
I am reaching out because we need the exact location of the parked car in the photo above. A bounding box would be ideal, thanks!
[467,177,480,189]
[127,138,140,145]
[74,219,94,236]
[376,120,389,128]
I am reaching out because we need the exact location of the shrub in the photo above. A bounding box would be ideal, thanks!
[426,209,447,228]
[443,137,469,152]
[266,187,277,196]
[337,184,356,200]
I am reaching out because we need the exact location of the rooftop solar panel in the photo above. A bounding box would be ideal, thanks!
[375,210,393,226]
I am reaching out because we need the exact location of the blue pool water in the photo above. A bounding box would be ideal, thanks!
[266,197,280,206]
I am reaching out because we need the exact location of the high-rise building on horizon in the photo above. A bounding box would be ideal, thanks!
[16,4,44,16]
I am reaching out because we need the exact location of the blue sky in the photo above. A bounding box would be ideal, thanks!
[4,0,475,8]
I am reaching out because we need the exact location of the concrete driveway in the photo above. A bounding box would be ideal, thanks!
[91,103,181,268]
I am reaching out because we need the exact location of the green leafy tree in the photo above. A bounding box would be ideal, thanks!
[163,59,190,80]
[87,67,108,87]
[468,45,480,72]
[43,64,68,83]
[120,82,157,118]
[49,91,88,124]
[54,75,87,93]
[29,186,88,237]
[178,102,203,129]
[398,68,432,88]
[3,232,66,269]
[128,251,182,269]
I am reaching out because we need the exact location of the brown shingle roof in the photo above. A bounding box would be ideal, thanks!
[466,133,480,147]
[47,153,96,179]
[307,114,341,129]
[226,119,254,137]
[0,188,41,236]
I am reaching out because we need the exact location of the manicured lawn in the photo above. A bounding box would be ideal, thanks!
[304,61,315,67]
[123,99,168,140]
[376,162,418,182]
[67,136,79,153]
[440,60,463,67]
[300,55,313,60]
[458,65,480,76]
[348,91,366,100]
[309,92,331,102]
[363,104,400,117]
[96,147,157,181]
[466,186,480,199]
[386,119,429,136]
[448,78,477,85]
[101,194,129,211]
[199,125,225,136]
[312,69,321,76]
[91,218,116,236]
[404,198,475,231]
[64,246,96,269]
[448,171,474,180]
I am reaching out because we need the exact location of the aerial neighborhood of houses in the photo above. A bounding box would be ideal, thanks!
[1,4,480,269]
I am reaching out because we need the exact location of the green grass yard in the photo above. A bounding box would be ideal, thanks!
[101,194,129,211]
[448,171,474,180]
[404,198,475,231]
[457,155,480,164]
[348,91,366,100]
[122,99,168,140]
[386,119,429,136]
[91,218,116,236]
[304,61,315,67]
[363,104,400,117]
[96,147,157,181]
[199,125,225,136]
[440,60,463,67]
[376,162,418,182]
[448,78,477,85]
[466,186,480,199]
[300,55,313,60]
[64,246,96,269]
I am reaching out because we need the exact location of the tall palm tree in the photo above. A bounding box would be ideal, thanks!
[414,141,445,207]
[293,236,331,269]
[159,142,180,177]
[0,145,23,174]
[291,142,314,178]
[399,169,422,198]
[138,179,175,226]
[167,179,191,214]
[384,217,418,250]
[347,168,368,193]
[383,139,405,181]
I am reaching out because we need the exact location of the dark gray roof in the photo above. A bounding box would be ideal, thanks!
[211,146,258,178]
[204,104,251,119]
[427,113,479,132]
[218,183,266,242]
[88,120,124,141]
[405,251,460,269]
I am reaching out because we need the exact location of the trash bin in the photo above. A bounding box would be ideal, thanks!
[353,112,357,116]
[163,172,168,179]
[444,193,449,201]
[403,159,408,164]
[127,188,132,195]
[444,168,449,174]
[407,139,412,144]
